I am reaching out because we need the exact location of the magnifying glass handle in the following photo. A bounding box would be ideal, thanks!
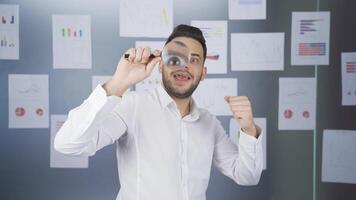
[124,53,159,59]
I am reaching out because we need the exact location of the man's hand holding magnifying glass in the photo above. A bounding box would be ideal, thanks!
[103,47,161,97]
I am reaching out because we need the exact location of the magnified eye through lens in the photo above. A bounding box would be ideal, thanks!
[161,41,191,70]
[165,54,186,67]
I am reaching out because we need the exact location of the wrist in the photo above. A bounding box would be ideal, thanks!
[242,125,258,138]
[103,78,130,97]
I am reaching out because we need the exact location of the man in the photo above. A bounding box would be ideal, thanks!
[54,24,263,200]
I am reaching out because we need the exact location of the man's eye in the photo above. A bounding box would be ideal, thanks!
[190,58,199,63]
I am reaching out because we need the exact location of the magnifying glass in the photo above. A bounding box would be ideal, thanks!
[124,41,191,70]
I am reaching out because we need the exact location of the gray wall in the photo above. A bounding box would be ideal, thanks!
[0,0,355,200]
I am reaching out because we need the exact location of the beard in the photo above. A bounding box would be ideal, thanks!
[162,67,201,99]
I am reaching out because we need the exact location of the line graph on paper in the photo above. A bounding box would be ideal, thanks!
[231,33,284,71]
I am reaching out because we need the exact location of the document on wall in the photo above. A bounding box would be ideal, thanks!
[135,41,165,91]
[92,75,131,95]
[8,74,49,128]
[191,20,227,74]
[231,33,284,71]
[120,0,173,38]
[291,12,330,66]
[228,0,266,20]
[0,4,19,60]
[341,52,356,106]
[50,115,88,168]
[52,15,92,69]
[278,78,316,130]
[193,78,237,116]
[229,117,267,170]
[322,130,356,184]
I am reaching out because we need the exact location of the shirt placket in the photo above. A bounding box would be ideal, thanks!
[180,120,189,200]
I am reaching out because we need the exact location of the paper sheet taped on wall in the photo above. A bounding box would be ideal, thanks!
[229,117,267,170]
[52,15,92,69]
[8,74,49,128]
[231,32,284,71]
[0,4,19,60]
[134,41,165,91]
[50,115,88,168]
[341,52,356,106]
[229,0,266,20]
[120,0,173,38]
[291,12,330,66]
[278,78,316,130]
[191,20,228,74]
[193,78,237,116]
[322,130,356,184]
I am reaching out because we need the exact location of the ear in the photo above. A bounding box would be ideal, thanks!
[200,66,207,81]
[158,61,163,73]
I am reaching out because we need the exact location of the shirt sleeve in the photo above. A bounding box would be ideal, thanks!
[212,119,263,186]
[54,84,135,157]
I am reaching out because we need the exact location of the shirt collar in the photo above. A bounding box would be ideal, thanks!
[157,84,174,108]
[156,84,200,122]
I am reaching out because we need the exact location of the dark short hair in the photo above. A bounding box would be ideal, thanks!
[165,24,207,62]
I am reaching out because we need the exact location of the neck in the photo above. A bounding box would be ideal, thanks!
[172,96,191,117]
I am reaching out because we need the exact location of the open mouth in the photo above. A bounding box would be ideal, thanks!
[172,71,192,81]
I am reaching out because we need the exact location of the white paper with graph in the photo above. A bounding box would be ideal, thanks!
[278,78,316,130]
[231,33,284,71]
[52,15,92,69]
[120,0,173,38]
[341,52,356,105]
[191,20,228,74]
[8,74,49,128]
[322,130,356,184]
[0,4,19,60]
[291,12,330,66]
[228,0,266,20]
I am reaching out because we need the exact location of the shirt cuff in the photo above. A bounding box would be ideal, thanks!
[238,126,263,153]
[82,84,121,116]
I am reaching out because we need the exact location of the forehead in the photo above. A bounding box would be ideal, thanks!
[170,36,204,57]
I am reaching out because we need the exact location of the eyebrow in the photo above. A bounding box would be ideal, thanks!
[172,41,202,59]
[173,40,188,48]
[190,53,202,59]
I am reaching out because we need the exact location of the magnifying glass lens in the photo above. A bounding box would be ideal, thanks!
[161,41,190,70]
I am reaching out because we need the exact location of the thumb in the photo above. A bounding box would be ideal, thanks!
[224,96,230,103]
[146,57,161,75]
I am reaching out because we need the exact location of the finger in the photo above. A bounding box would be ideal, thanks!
[146,57,161,76]
[134,47,144,63]
[141,47,151,64]
[228,96,249,101]
[127,48,136,62]
[232,111,252,118]
[152,49,161,57]
[229,100,251,106]
[225,96,250,103]
[230,105,251,112]
[233,112,243,119]
[233,111,252,119]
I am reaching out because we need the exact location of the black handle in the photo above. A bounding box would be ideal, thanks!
[124,53,160,59]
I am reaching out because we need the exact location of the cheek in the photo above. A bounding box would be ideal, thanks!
[192,68,204,79]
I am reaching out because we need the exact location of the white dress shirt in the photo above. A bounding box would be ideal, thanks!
[54,84,263,200]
